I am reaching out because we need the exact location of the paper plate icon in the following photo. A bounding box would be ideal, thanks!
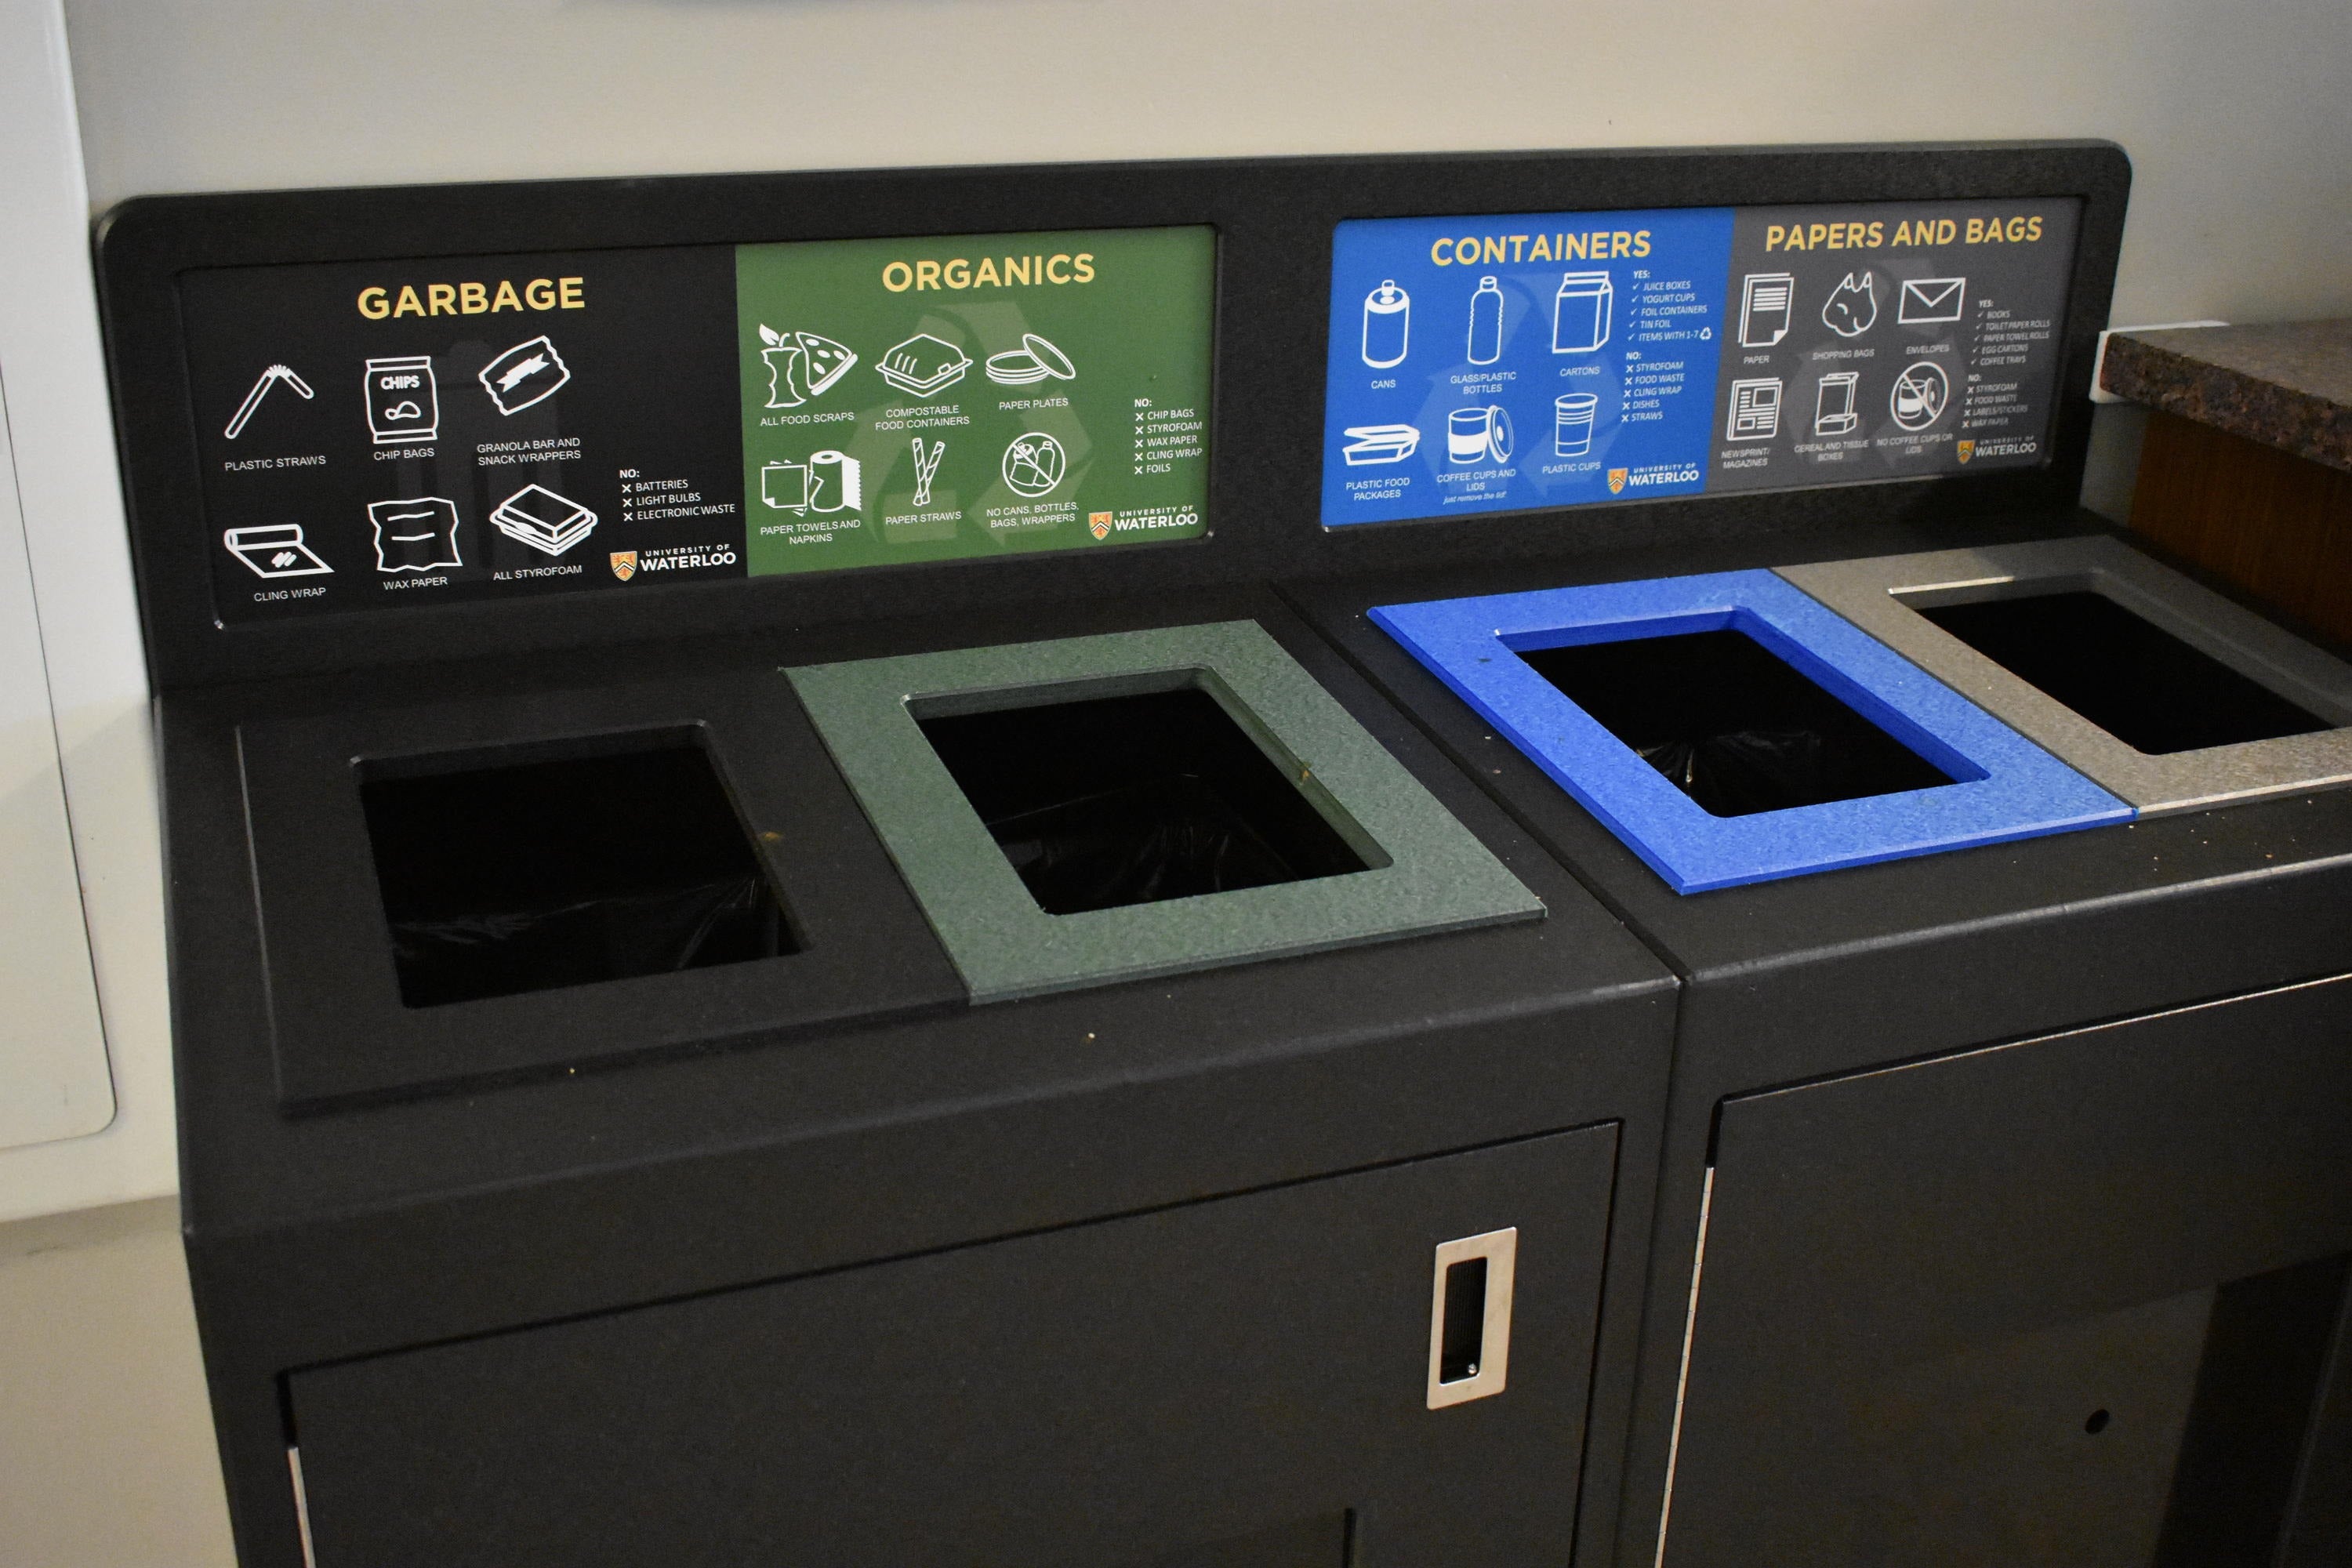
[985,333,1077,387]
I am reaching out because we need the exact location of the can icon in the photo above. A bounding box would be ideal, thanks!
[1554,273,1613,354]
[1362,280,1410,368]
[1554,393,1600,456]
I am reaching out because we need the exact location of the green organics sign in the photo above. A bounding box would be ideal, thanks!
[735,225,1214,577]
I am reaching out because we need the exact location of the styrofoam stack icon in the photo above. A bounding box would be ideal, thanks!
[1552,273,1612,354]
[1362,279,1410,368]
[1466,276,1504,365]
[1554,394,1600,456]
[1447,405,1513,468]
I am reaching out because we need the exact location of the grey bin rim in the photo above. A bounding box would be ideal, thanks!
[786,619,1544,1004]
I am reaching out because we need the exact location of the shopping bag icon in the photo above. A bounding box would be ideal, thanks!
[1898,277,1966,324]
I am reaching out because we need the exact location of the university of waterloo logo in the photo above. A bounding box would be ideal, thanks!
[1089,511,1114,540]
[609,551,637,581]
[1607,468,1628,495]
[1956,440,1976,464]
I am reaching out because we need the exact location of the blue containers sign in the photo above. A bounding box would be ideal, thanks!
[1322,198,2082,527]
[1325,208,1733,526]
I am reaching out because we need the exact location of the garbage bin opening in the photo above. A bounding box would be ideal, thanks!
[1512,623,1961,818]
[913,678,1376,916]
[358,731,793,1008]
[1907,589,2330,757]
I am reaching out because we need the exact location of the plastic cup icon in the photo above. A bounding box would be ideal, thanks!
[1554,393,1600,456]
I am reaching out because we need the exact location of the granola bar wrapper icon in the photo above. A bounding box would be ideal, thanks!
[477,336,572,416]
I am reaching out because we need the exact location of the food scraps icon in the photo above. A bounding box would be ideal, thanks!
[759,326,858,408]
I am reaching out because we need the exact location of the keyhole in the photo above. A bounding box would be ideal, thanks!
[2084,1408,2111,1435]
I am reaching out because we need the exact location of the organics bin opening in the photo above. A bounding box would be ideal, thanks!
[1517,626,1958,818]
[1911,589,2330,756]
[358,731,792,1007]
[915,681,1373,916]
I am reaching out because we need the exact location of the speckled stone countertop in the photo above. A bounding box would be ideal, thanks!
[2101,319,2352,474]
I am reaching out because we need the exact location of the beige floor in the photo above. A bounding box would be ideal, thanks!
[0,1199,239,1568]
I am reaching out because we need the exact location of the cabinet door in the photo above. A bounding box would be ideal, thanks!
[290,1124,1617,1568]
[1661,975,2352,1568]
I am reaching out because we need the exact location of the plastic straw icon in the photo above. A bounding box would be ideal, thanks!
[224,365,315,439]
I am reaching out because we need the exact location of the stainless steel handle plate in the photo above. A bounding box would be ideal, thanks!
[1426,1226,1517,1409]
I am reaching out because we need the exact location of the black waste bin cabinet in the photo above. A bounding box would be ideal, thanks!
[1276,143,2352,1565]
[99,156,1689,1568]
[1298,518,2352,1568]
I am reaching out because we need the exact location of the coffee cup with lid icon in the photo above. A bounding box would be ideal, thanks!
[1448,405,1514,467]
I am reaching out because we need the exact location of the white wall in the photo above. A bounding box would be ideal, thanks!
[59,0,2352,327]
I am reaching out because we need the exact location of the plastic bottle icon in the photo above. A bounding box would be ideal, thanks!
[1362,280,1410,368]
[1467,276,1504,366]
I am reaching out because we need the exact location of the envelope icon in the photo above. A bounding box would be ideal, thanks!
[1898,276,1966,324]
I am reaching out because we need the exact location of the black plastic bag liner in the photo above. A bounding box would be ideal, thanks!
[917,684,1369,916]
[360,735,791,1008]
[1520,628,1956,818]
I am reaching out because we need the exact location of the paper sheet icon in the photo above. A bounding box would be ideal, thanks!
[1898,277,1966,325]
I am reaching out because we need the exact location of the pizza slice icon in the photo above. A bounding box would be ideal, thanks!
[793,331,857,397]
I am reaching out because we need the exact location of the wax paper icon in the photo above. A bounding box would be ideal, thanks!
[478,336,572,415]
[368,496,463,572]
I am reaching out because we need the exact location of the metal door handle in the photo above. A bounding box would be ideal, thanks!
[1427,1227,1516,1408]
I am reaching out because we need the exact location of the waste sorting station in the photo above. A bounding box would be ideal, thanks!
[98,141,2352,1567]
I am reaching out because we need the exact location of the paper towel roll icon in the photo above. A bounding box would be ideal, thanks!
[808,451,862,514]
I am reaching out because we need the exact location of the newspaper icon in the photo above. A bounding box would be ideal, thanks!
[223,524,332,579]
[1898,277,1966,325]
